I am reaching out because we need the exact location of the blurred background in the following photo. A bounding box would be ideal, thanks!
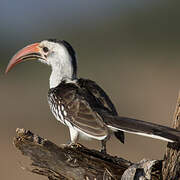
[1,0,180,179]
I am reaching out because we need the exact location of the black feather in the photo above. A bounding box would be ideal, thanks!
[61,40,77,77]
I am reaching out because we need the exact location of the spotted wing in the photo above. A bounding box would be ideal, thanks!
[48,82,109,139]
[78,78,125,143]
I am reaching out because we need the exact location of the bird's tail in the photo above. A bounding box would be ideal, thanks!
[103,115,180,143]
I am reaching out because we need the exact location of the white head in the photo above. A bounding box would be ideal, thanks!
[6,39,78,88]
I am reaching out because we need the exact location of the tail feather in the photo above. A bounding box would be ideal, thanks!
[104,115,180,143]
[114,130,125,143]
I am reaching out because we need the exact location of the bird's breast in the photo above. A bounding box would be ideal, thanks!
[48,92,69,126]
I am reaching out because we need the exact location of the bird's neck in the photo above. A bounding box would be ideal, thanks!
[49,60,76,88]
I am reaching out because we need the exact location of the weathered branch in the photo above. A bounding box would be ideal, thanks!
[14,128,161,180]
[162,91,180,180]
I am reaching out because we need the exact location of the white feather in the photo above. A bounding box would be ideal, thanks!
[40,40,75,88]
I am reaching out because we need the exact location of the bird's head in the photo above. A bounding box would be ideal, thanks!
[5,39,77,80]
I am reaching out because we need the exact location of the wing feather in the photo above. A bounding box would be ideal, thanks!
[48,82,108,138]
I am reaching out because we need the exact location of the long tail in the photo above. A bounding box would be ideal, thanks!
[104,115,180,143]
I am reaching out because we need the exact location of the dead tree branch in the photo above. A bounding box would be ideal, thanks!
[14,128,161,180]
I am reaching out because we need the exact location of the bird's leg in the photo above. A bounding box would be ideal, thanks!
[101,139,107,154]
[68,127,81,147]
[101,134,110,154]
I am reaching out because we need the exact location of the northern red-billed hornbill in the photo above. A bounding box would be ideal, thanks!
[5,39,180,153]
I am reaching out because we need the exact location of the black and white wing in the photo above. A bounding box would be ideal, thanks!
[48,80,110,140]
[77,78,124,143]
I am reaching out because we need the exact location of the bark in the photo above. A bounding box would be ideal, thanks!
[14,128,161,180]
[162,91,180,180]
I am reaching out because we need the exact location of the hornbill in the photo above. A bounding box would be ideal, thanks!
[5,39,180,153]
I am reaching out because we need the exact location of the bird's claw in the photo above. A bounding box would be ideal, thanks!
[100,149,107,154]
[69,142,82,148]
[63,142,82,149]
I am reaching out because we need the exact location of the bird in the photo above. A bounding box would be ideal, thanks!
[5,39,180,153]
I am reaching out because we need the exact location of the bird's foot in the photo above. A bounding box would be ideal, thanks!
[69,142,81,148]
[100,139,107,154]
[63,142,82,149]
[100,148,107,154]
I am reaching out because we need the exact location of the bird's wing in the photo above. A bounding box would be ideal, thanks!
[78,78,118,115]
[48,81,109,139]
[78,78,125,143]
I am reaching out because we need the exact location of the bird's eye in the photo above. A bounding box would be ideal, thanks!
[43,47,49,53]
